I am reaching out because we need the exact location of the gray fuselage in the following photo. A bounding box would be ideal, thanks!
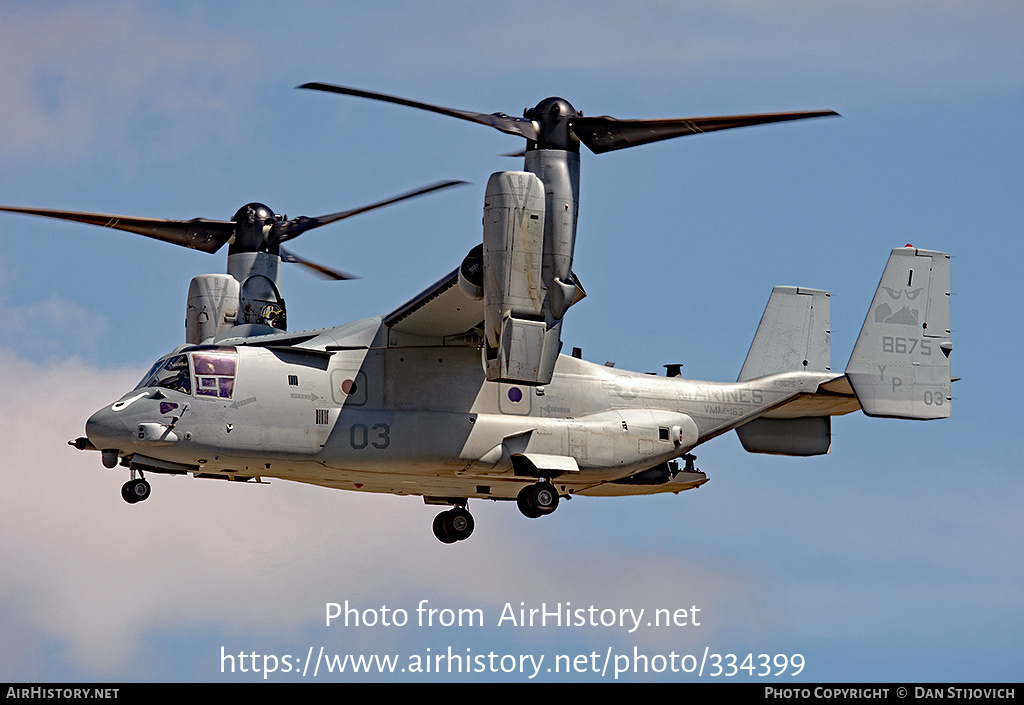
[85,315,836,502]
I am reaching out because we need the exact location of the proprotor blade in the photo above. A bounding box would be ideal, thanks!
[570,110,840,154]
[0,205,235,254]
[270,179,468,244]
[298,82,540,141]
[280,247,357,281]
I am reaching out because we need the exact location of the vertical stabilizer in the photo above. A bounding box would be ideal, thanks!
[845,247,952,419]
[738,286,831,381]
[736,286,832,456]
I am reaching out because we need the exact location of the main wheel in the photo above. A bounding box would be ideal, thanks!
[432,508,475,543]
[517,482,559,518]
[517,491,541,518]
[433,511,458,543]
[446,507,474,541]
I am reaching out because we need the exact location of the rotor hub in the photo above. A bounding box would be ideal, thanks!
[526,97,580,152]
[230,202,277,254]
[525,97,578,121]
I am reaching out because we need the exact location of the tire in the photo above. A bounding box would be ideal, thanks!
[122,478,150,504]
[517,491,541,518]
[517,482,559,518]
[432,511,458,544]
[121,481,138,504]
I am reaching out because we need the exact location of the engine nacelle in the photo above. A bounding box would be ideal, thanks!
[186,274,239,344]
[480,171,562,385]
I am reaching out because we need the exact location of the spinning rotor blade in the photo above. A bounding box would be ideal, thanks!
[299,83,540,141]
[280,247,357,281]
[300,82,838,154]
[270,179,467,243]
[570,110,840,154]
[2,178,466,278]
[0,205,235,254]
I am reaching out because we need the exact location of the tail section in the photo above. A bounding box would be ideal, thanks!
[733,248,952,456]
[845,247,952,419]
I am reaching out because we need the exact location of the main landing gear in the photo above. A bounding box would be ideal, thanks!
[430,481,564,544]
[432,505,475,544]
[517,481,559,519]
[121,469,151,504]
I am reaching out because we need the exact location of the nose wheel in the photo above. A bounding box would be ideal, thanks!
[517,481,559,519]
[432,506,475,543]
[121,478,151,504]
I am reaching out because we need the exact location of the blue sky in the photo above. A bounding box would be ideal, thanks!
[0,0,1021,683]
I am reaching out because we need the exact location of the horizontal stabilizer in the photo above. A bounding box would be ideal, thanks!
[736,417,832,456]
[845,247,952,419]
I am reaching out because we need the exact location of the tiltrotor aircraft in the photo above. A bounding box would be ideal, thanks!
[1,84,953,543]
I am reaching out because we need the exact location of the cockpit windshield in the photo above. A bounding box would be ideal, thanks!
[133,347,238,398]
[134,354,191,394]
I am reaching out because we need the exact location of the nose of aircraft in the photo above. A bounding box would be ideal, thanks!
[85,404,130,452]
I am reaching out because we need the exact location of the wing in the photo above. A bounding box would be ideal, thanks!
[383,268,484,339]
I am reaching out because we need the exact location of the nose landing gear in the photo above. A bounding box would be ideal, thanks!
[121,469,151,504]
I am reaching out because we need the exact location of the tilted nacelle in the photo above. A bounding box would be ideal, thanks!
[183,203,291,345]
[465,167,585,386]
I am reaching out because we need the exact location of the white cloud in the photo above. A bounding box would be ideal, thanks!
[2,295,110,360]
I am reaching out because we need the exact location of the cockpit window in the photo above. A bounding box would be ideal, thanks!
[135,348,237,398]
[193,352,237,399]
[135,354,192,394]
[135,360,164,391]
